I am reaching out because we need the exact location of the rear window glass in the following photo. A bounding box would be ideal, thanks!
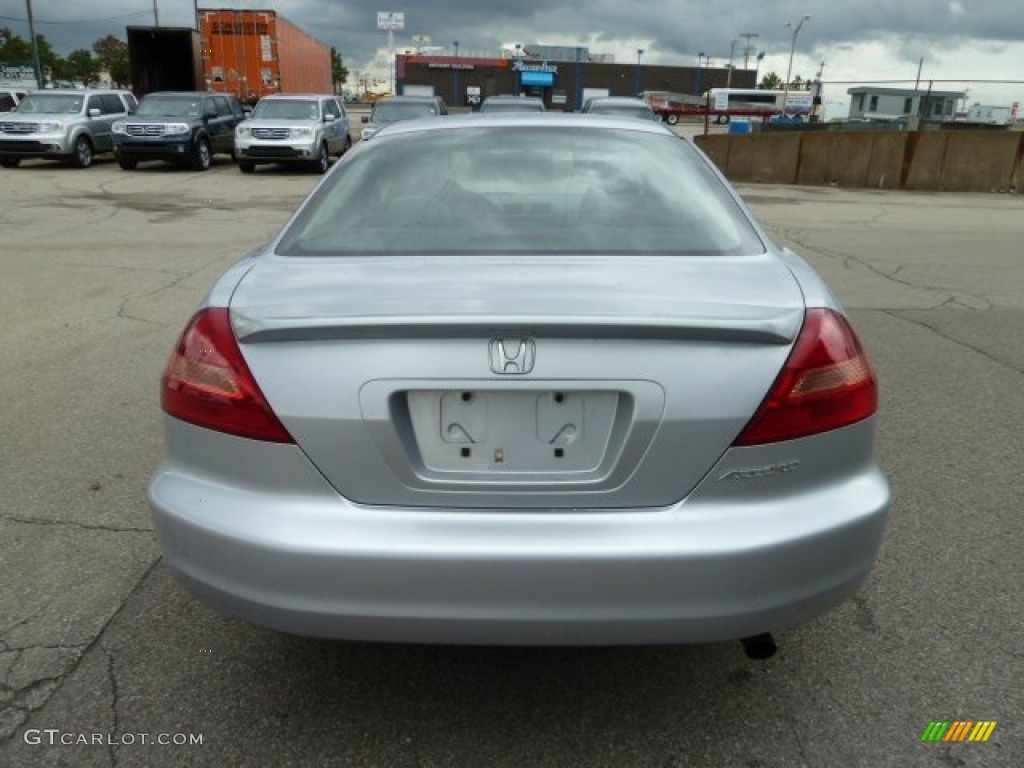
[277,126,765,257]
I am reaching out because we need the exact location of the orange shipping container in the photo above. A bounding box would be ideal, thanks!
[200,9,332,103]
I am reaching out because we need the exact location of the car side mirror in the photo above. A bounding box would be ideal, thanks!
[88,108,101,117]
[324,113,336,122]
[361,115,369,123]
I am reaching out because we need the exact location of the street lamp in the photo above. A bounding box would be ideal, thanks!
[783,15,810,115]
[514,44,521,95]
[726,38,737,88]
[635,48,644,96]
[694,51,706,97]
[453,40,460,106]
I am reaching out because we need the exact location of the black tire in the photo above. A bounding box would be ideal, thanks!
[0,158,20,168]
[118,158,137,170]
[192,138,212,171]
[238,160,255,174]
[312,142,329,174]
[70,136,94,168]
[665,113,679,125]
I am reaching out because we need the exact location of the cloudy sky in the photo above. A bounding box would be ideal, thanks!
[3,0,1023,114]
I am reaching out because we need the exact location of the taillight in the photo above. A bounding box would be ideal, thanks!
[161,308,294,443]
[734,308,877,445]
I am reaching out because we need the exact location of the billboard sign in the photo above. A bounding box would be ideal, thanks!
[377,12,405,30]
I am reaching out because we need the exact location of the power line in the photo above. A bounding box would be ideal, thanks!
[0,10,152,25]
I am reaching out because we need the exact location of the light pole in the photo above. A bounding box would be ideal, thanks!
[453,40,460,106]
[783,15,810,115]
[694,52,706,98]
[514,44,521,95]
[726,39,737,88]
[754,51,765,86]
[635,48,643,96]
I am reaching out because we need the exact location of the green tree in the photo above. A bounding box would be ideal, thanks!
[330,47,349,95]
[758,71,783,90]
[64,49,99,85]
[92,35,129,87]
[0,27,33,61]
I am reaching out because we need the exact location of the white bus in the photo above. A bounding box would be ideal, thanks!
[707,88,813,123]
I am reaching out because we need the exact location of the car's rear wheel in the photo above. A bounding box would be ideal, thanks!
[70,136,93,168]
[192,138,212,171]
[0,158,19,168]
[238,160,255,174]
[118,158,137,170]
[665,114,679,125]
[312,142,329,173]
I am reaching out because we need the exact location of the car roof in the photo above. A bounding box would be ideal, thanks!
[145,91,228,98]
[258,93,336,100]
[375,113,675,138]
[30,88,129,95]
[587,97,651,106]
[377,95,442,103]
[484,95,543,102]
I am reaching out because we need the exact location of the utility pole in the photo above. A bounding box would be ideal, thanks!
[739,32,759,69]
[25,0,44,89]
[726,39,737,87]
[152,0,160,26]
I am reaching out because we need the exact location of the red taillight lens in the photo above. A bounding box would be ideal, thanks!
[161,308,294,443]
[734,308,878,446]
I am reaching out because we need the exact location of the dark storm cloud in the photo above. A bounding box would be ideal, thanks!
[2,0,1022,73]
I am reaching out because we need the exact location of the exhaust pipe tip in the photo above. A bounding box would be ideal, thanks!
[741,633,777,660]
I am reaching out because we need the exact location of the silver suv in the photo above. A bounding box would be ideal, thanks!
[235,93,352,174]
[0,89,137,168]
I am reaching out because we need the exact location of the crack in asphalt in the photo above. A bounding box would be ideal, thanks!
[882,310,1024,377]
[113,259,219,327]
[0,515,152,534]
[770,225,996,311]
[105,646,121,768]
[0,558,162,746]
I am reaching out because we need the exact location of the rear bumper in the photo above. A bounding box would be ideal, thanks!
[149,418,890,645]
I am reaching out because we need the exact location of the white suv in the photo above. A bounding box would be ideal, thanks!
[0,89,137,168]
[235,93,352,174]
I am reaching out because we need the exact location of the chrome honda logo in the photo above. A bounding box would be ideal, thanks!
[489,338,535,375]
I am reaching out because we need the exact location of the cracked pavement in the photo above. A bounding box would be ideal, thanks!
[1,168,1021,766]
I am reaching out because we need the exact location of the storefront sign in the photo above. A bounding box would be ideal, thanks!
[512,60,558,74]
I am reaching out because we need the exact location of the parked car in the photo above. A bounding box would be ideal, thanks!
[0,87,28,113]
[582,96,659,121]
[360,95,447,140]
[0,89,136,168]
[150,114,890,651]
[112,91,244,171]
[235,93,352,174]
[479,95,546,113]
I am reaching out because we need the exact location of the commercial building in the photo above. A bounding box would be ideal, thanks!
[846,86,966,123]
[397,52,754,111]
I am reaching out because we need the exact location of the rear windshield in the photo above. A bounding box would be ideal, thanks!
[370,101,440,123]
[136,97,203,118]
[253,99,319,120]
[277,126,765,257]
[16,94,83,114]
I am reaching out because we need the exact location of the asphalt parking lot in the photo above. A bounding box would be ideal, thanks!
[1,156,1021,767]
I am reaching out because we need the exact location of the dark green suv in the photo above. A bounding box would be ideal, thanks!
[112,92,244,171]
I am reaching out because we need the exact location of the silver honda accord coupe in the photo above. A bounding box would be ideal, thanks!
[149,114,890,652]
